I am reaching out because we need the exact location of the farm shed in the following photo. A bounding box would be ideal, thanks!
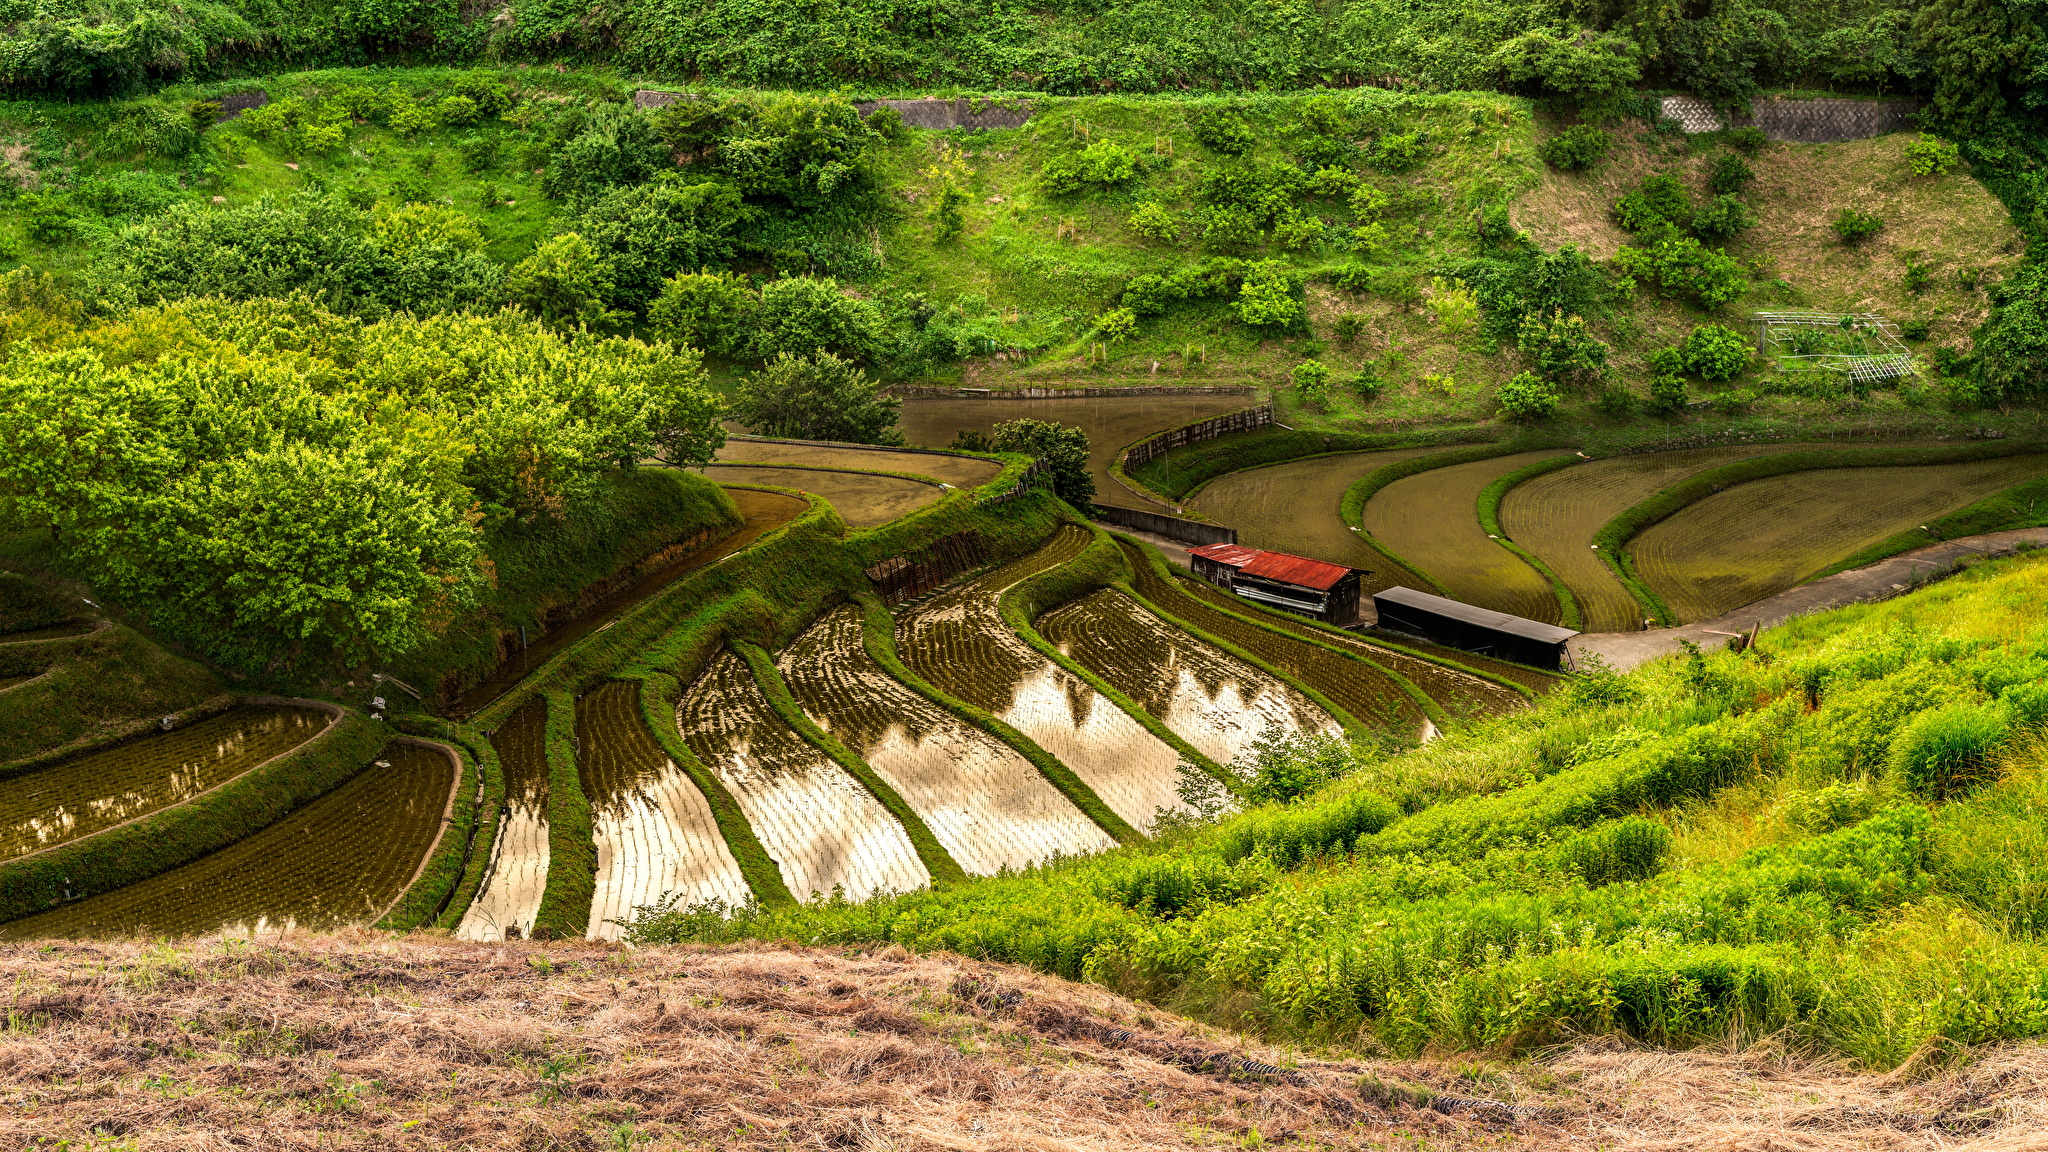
[1188,543,1363,625]
[1372,586,1579,670]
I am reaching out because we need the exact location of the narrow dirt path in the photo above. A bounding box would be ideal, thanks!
[1571,528,2048,670]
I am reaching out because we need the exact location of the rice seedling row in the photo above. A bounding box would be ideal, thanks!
[1500,444,1856,633]
[1,742,455,940]
[897,527,1188,831]
[1119,538,1430,736]
[1037,589,1340,764]
[717,439,1003,487]
[1362,450,1570,622]
[1186,448,1445,596]
[670,656,926,907]
[0,706,326,863]
[897,394,1253,509]
[458,699,551,941]
[571,679,754,938]
[1635,454,2048,622]
[786,604,1114,871]
[696,465,943,529]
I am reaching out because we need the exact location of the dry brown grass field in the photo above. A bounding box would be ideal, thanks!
[7,935,2048,1151]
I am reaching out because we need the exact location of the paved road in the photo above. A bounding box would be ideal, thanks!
[1570,528,2048,670]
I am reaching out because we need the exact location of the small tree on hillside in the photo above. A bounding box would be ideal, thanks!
[988,418,1093,507]
[729,352,903,445]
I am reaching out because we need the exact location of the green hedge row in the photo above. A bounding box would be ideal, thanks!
[530,690,596,940]
[383,715,508,932]
[638,667,796,907]
[1126,423,1505,504]
[1339,442,1559,595]
[1818,472,2048,577]
[0,705,388,925]
[1476,454,1585,630]
[735,640,966,885]
[1593,442,2046,625]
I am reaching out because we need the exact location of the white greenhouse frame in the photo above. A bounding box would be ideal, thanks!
[1753,311,1916,385]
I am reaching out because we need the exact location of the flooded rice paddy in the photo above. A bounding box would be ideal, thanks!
[672,658,925,907]
[696,465,942,529]
[576,680,751,938]
[896,527,1189,830]
[1038,589,1339,763]
[716,439,1002,487]
[1635,454,2048,622]
[0,706,327,862]
[781,604,1114,869]
[1501,444,1852,632]
[449,487,807,718]
[1186,448,1445,596]
[2,742,455,939]
[898,395,1253,509]
[1119,538,1431,736]
[1363,450,1572,622]
[457,700,550,942]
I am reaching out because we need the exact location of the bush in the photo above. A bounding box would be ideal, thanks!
[1232,261,1301,328]
[1683,324,1751,380]
[435,95,481,128]
[1905,134,1961,177]
[1901,318,1932,341]
[559,178,746,313]
[1539,126,1612,171]
[1190,107,1256,155]
[1368,131,1429,173]
[1129,201,1179,242]
[1093,306,1137,342]
[649,271,757,356]
[1833,207,1885,244]
[1723,127,1768,155]
[540,104,669,200]
[1617,237,1748,308]
[988,418,1093,506]
[1518,309,1609,386]
[752,276,886,363]
[1903,260,1933,295]
[1350,367,1382,400]
[1332,314,1364,345]
[1649,372,1689,413]
[1708,153,1755,194]
[1614,172,1693,237]
[730,352,902,444]
[1691,193,1756,239]
[1042,141,1140,194]
[1888,703,2007,799]
[1497,371,1561,420]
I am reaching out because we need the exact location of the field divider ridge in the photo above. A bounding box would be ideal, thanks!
[1340,442,1565,596]
[854,590,1142,844]
[375,723,492,931]
[531,689,597,941]
[1476,454,1586,630]
[733,638,968,885]
[1128,419,1504,505]
[387,715,507,931]
[1592,441,2046,627]
[634,670,798,908]
[996,525,1236,792]
[1815,471,2048,577]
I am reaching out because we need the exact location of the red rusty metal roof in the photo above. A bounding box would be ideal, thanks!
[1188,543,1263,568]
[1239,550,1353,591]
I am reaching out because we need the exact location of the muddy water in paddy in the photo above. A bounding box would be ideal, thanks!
[716,440,1002,488]
[0,706,327,863]
[782,604,1112,870]
[2,742,455,940]
[1038,589,1340,763]
[449,487,807,719]
[1363,450,1573,622]
[1119,538,1440,734]
[1636,454,2048,622]
[695,465,940,529]
[1186,448,1447,594]
[898,527,1190,830]
[1501,444,1860,633]
[898,395,1254,509]
[458,700,550,942]
[669,661,924,908]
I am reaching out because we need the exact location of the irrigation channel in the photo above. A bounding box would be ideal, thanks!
[459,699,550,941]
[897,394,1252,508]
[0,705,328,863]
[896,526,1190,831]
[1,742,455,939]
[1635,453,2048,622]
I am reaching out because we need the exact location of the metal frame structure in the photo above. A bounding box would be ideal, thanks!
[1753,311,1915,384]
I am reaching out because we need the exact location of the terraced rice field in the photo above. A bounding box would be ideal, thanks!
[1186,448,1445,596]
[1,742,456,939]
[1038,589,1339,763]
[716,439,1001,487]
[1364,450,1572,622]
[1119,538,1431,735]
[0,669,45,693]
[450,487,808,718]
[1634,454,2048,622]
[0,622,94,644]
[578,680,751,938]
[1500,444,1845,633]
[671,659,924,907]
[898,527,1190,830]
[781,604,1113,870]
[698,464,942,529]
[0,706,327,863]
[458,700,550,942]
[898,394,1253,509]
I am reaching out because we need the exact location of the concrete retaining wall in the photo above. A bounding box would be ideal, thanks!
[1661,95,1920,143]
[1089,504,1236,546]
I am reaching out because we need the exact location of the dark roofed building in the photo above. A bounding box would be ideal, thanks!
[1188,543,1363,625]
[1371,586,1579,670]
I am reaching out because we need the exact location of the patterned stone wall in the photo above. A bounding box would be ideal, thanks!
[1660,95,1920,143]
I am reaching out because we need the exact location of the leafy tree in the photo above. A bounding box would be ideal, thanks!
[731,352,902,445]
[713,93,883,211]
[1614,172,1692,238]
[1708,153,1755,194]
[559,178,747,313]
[1683,323,1752,380]
[1232,260,1302,328]
[541,104,671,200]
[1649,371,1689,413]
[1190,106,1257,154]
[1492,28,1643,111]
[752,276,886,362]
[1497,371,1561,420]
[649,271,759,356]
[988,418,1093,507]
[503,233,628,329]
[1691,193,1757,239]
[1617,237,1747,308]
[1978,263,2048,397]
[1517,309,1609,386]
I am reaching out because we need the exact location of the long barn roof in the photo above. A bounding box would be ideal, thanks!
[1373,586,1579,644]
[1188,543,1353,591]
